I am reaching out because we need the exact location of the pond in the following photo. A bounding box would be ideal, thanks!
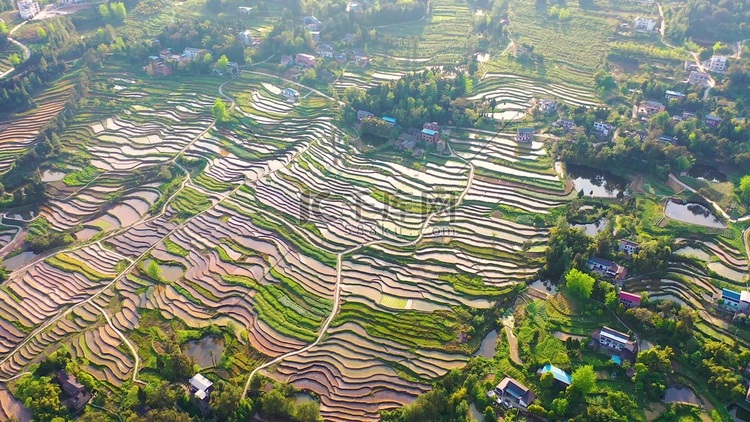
[664,386,701,405]
[2,251,38,271]
[75,227,101,241]
[293,392,318,406]
[40,170,66,182]
[573,218,608,237]
[567,164,628,198]
[475,330,498,358]
[142,259,183,282]
[687,164,727,182]
[664,199,726,228]
[182,336,224,368]
[674,246,711,262]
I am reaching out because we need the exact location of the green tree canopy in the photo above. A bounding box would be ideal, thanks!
[212,98,228,121]
[569,365,596,395]
[216,54,229,72]
[565,268,595,299]
[739,175,750,204]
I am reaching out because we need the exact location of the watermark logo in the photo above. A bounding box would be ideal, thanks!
[299,189,458,236]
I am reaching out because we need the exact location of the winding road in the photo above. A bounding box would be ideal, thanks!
[0,21,31,80]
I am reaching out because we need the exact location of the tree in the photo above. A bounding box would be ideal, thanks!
[483,405,496,422]
[569,365,596,395]
[739,175,750,204]
[15,375,67,422]
[260,389,293,419]
[212,98,228,121]
[211,382,243,421]
[109,2,127,23]
[99,3,110,20]
[565,268,595,299]
[295,401,321,422]
[216,54,229,73]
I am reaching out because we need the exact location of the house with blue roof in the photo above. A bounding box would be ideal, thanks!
[537,364,572,387]
[420,128,440,143]
[382,116,397,127]
[721,288,750,312]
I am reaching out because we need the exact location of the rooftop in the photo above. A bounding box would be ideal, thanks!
[600,326,630,344]
[421,128,437,136]
[619,291,641,302]
[537,364,572,385]
[189,373,213,393]
[723,288,741,301]
[382,116,397,123]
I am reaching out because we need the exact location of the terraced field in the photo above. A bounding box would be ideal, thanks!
[0,73,76,173]
[625,238,750,345]
[0,68,573,420]
[371,0,474,64]
[468,73,600,121]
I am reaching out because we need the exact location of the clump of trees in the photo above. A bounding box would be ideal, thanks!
[343,69,482,129]
[565,268,595,299]
[25,217,74,253]
[98,2,127,24]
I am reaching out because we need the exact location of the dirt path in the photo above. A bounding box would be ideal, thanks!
[91,303,145,385]
[0,22,30,80]
[504,324,522,365]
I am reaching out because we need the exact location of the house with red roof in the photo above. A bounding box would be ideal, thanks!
[619,291,641,308]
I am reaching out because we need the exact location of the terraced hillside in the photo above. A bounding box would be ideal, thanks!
[0,67,574,421]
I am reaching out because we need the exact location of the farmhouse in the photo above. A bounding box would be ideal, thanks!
[516,128,534,142]
[56,370,92,412]
[618,239,639,255]
[280,55,294,67]
[593,121,614,136]
[587,256,628,280]
[494,377,537,408]
[183,47,208,60]
[665,90,685,102]
[633,17,656,32]
[538,99,558,114]
[303,15,322,30]
[382,116,397,127]
[707,55,727,72]
[536,364,572,387]
[555,119,576,129]
[720,289,750,312]
[704,114,722,127]
[238,6,252,14]
[147,59,173,78]
[296,53,317,67]
[684,61,699,72]
[619,291,641,308]
[688,71,710,86]
[591,326,638,363]
[643,100,665,115]
[423,122,440,132]
[17,0,40,19]
[421,128,440,143]
[682,111,696,120]
[189,373,214,401]
[315,44,335,58]
[396,132,417,150]
[357,110,374,121]
[282,88,300,101]
[239,30,253,46]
